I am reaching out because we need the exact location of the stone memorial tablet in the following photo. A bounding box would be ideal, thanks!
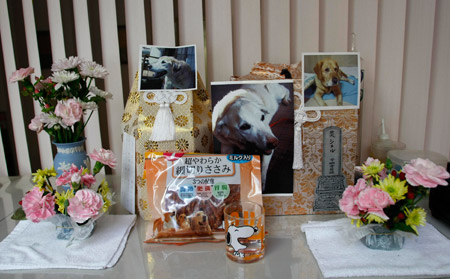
[313,126,347,212]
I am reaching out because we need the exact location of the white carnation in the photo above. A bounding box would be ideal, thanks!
[89,86,113,99]
[52,70,79,84]
[51,56,83,72]
[80,61,108,78]
[40,113,62,129]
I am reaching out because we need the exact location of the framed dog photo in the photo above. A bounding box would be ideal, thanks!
[211,80,295,195]
[138,44,197,91]
[302,52,360,111]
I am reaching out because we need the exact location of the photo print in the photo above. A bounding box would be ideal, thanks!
[138,44,197,91]
[211,80,294,195]
[302,52,360,111]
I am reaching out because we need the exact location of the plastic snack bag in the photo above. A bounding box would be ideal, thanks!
[144,153,262,245]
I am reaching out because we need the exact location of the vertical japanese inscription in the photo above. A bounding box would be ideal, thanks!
[313,126,347,212]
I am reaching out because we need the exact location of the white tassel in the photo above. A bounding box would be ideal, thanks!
[292,92,321,170]
[151,103,175,141]
[293,124,304,169]
[144,91,188,142]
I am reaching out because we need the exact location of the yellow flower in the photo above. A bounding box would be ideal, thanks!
[366,214,386,224]
[98,179,114,212]
[375,174,408,202]
[361,160,385,181]
[55,189,74,214]
[351,218,364,228]
[32,167,56,190]
[405,208,426,235]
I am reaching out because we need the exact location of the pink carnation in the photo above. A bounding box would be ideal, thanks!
[89,148,117,169]
[56,164,96,188]
[67,189,103,223]
[81,173,96,188]
[403,158,449,188]
[9,67,34,83]
[22,187,56,223]
[356,187,394,220]
[54,99,83,127]
[339,178,367,218]
[56,164,80,186]
[28,114,43,133]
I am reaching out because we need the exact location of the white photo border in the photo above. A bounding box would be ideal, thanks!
[302,52,360,111]
[211,79,295,196]
[138,44,198,92]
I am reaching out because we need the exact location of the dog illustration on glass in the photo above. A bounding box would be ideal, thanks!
[226,225,258,257]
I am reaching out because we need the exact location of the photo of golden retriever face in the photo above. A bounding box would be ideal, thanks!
[211,81,294,194]
[176,213,190,230]
[149,56,195,90]
[313,58,354,106]
[190,211,212,235]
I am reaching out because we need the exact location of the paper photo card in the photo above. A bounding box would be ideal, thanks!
[302,52,360,111]
[138,45,197,91]
[211,80,294,195]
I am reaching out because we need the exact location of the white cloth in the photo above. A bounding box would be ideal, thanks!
[0,215,136,270]
[301,218,450,278]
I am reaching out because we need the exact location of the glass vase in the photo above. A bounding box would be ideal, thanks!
[50,214,96,241]
[361,225,405,250]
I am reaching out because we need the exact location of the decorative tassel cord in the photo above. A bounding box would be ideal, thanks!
[144,91,188,142]
[293,92,321,169]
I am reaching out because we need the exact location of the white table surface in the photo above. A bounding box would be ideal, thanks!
[1,175,450,279]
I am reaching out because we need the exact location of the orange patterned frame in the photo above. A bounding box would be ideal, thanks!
[232,61,358,215]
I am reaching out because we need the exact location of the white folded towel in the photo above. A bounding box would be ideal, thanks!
[0,214,136,270]
[301,218,450,278]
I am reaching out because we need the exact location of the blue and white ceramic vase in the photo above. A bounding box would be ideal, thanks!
[53,138,89,179]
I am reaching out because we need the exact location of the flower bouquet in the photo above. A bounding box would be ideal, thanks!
[9,57,112,143]
[339,157,449,250]
[12,148,117,241]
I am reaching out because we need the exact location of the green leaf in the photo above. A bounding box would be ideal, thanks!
[392,222,417,235]
[11,207,26,220]
[385,158,393,170]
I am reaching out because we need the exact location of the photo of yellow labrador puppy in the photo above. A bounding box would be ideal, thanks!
[312,58,354,106]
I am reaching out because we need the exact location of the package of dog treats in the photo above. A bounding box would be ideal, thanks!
[144,153,262,245]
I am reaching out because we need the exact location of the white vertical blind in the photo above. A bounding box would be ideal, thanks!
[2,0,450,176]
[22,0,54,169]
[291,0,320,62]
[151,0,176,46]
[0,129,7,176]
[0,0,32,175]
[399,0,436,150]
[231,0,262,76]
[47,0,66,60]
[320,0,349,52]
[99,0,125,173]
[373,0,407,141]
[124,0,146,89]
[178,0,206,81]
[205,0,234,84]
[349,0,379,160]
[73,0,103,155]
[426,0,450,158]
[261,0,290,63]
